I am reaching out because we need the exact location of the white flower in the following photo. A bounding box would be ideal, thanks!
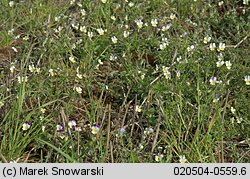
[69,56,76,63]
[162,37,169,43]
[135,19,143,29]
[111,15,116,21]
[49,69,54,76]
[80,9,86,16]
[218,42,225,51]
[176,70,181,78]
[74,86,82,94]
[225,61,232,69]
[135,105,142,112]
[88,31,93,38]
[97,28,104,35]
[164,71,171,79]
[111,36,118,44]
[128,2,134,7]
[213,97,220,103]
[123,31,130,38]
[77,73,83,79]
[139,143,144,150]
[55,16,60,22]
[203,36,211,44]
[243,0,249,5]
[179,155,187,163]
[77,3,82,7]
[17,76,28,84]
[155,154,164,162]
[216,60,224,67]
[176,56,182,62]
[187,45,195,52]
[29,64,35,73]
[110,54,117,61]
[9,1,14,7]
[209,76,217,85]
[68,120,77,129]
[22,122,31,131]
[12,47,18,53]
[75,127,82,131]
[80,26,87,33]
[244,76,250,85]
[162,24,172,32]
[10,65,15,73]
[162,66,170,73]
[151,18,158,27]
[144,127,154,135]
[170,13,176,20]
[217,53,223,61]
[40,108,46,114]
[36,67,41,73]
[218,1,224,6]
[159,43,167,50]
[101,0,107,3]
[230,107,236,114]
[98,59,103,65]
[41,126,45,132]
[91,125,100,134]
[140,73,145,80]
[8,29,14,35]
[71,23,79,30]
[236,117,243,124]
[209,43,216,51]
[23,36,29,41]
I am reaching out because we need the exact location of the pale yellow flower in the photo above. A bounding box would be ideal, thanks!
[209,43,216,51]
[135,20,143,29]
[244,76,250,85]
[69,56,76,63]
[97,28,104,35]
[203,36,211,44]
[218,42,225,51]
[40,108,46,114]
[10,65,15,73]
[179,155,187,163]
[155,154,164,162]
[170,13,176,20]
[151,19,158,27]
[225,61,232,69]
[209,77,217,85]
[135,105,142,113]
[111,36,118,44]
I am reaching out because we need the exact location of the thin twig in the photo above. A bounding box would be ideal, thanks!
[0,153,8,163]
[150,74,162,86]
[106,104,111,151]
[151,98,163,153]
[226,34,249,48]
[110,141,114,163]
[220,90,230,163]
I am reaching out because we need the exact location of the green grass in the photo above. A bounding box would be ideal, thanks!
[0,0,249,163]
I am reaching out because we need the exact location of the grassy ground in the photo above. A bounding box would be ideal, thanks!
[0,0,249,163]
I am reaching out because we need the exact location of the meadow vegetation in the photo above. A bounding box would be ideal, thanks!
[0,0,249,163]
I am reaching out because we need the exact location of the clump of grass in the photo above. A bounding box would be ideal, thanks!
[0,0,249,163]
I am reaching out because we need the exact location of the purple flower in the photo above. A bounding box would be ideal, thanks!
[68,119,77,129]
[91,124,100,134]
[56,123,64,133]
[22,121,32,131]
[118,127,125,135]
